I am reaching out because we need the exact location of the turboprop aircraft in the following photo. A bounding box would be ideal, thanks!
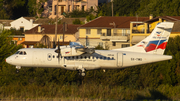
[6,22,174,76]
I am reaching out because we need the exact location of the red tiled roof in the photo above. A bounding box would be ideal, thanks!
[22,41,69,45]
[79,16,149,28]
[24,24,80,34]
[145,16,180,23]
[172,21,180,32]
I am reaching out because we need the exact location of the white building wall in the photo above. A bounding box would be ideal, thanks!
[10,17,38,31]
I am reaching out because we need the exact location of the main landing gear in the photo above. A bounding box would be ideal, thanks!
[16,66,21,73]
[78,70,86,76]
[77,65,86,76]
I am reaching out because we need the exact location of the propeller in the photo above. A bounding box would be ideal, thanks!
[55,39,61,64]
[53,37,56,48]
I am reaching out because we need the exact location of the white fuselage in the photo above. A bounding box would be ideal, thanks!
[6,48,172,71]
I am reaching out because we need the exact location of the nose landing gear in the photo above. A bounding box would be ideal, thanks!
[16,66,21,73]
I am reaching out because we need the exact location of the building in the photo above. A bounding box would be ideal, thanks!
[22,24,80,48]
[4,17,39,32]
[11,35,25,46]
[0,20,13,32]
[49,0,107,19]
[78,16,149,50]
[130,16,180,46]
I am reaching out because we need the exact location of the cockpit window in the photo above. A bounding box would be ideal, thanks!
[19,51,23,55]
[16,51,27,55]
[15,51,20,54]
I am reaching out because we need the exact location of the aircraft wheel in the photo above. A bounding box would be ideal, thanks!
[81,72,86,76]
[16,69,19,73]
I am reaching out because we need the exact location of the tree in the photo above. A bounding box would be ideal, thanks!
[73,19,82,25]
[65,9,94,18]
[0,0,28,19]
[28,0,47,17]
[0,30,22,65]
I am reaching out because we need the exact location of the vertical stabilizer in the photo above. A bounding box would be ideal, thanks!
[113,22,174,55]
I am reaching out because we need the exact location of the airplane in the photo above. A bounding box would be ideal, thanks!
[6,22,174,76]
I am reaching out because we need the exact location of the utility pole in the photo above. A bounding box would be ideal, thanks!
[111,0,113,16]
[63,22,65,46]
[55,0,58,46]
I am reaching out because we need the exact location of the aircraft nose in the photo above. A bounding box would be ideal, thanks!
[6,57,12,64]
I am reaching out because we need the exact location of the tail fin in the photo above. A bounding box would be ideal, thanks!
[113,22,174,55]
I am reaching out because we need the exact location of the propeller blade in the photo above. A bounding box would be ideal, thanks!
[54,39,61,64]
[58,39,60,64]
[53,37,56,48]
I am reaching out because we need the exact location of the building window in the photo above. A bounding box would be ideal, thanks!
[58,0,62,2]
[49,6,52,12]
[75,5,79,10]
[99,42,103,46]
[122,44,130,48]
[54,5,57,15]
[122,29,126,36]
[91,6,94,10]
[86,29,91,35]
[18,38,22,41]
[107,29,111,36]
[68,5,70,12]
[127,30,130,34]
[20,27,24,32]
[82,6,84,11]
[97,29,102,35]
[112,42,116,46]
[60,36,63,39]
[61,6,64,15]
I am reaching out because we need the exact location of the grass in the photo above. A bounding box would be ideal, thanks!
[0,83,180,100]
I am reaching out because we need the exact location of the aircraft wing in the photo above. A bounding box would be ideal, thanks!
[69,42,95,55]
[76,47,95,55]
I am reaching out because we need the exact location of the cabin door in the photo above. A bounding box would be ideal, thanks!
[117,53,123,67]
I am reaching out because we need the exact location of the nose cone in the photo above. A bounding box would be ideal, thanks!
[6,57,12,64]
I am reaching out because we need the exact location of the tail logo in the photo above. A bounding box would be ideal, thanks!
[156,32,161,36]
[145,40,167,52]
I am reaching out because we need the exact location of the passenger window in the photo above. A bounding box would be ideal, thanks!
[76,56,78,59]
[108,57,110,60]
[100,57,103,59]
[24,51,27,55]
[104,57,106,59]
